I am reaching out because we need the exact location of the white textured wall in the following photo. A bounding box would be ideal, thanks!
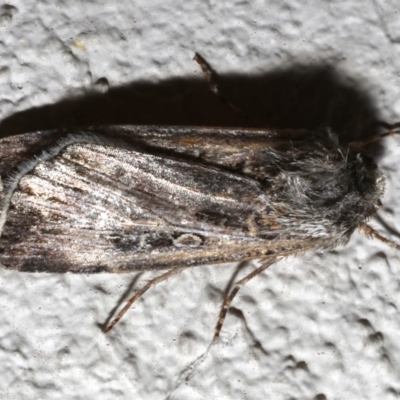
[1,1,400,399]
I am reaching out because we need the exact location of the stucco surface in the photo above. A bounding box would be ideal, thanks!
[1,1,400,399]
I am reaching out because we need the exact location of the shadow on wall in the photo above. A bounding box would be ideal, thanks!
[0,59,386,154]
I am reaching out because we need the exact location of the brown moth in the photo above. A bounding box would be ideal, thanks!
[0,122,398,340]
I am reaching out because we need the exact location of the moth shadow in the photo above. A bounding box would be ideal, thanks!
[0,59,388,155]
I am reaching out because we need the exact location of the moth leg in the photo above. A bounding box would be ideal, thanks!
[358,223,400,250]
[193,53,248,119]
[102,268,185,333]
[212,257,277,343]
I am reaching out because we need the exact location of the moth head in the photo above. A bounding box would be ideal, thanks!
[350,129,400,250]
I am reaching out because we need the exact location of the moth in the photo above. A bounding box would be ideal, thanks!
[0,123,398,341]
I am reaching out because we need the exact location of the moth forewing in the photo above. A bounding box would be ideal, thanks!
[0,127,327,272]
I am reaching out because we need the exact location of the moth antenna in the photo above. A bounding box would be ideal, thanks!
[212,257,277,343]
[349,128,400,150]
[358,223,400,251]
[102,267,185,333]
[193,52,250,120]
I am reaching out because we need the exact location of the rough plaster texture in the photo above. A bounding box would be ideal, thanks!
[1,1,400,399]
